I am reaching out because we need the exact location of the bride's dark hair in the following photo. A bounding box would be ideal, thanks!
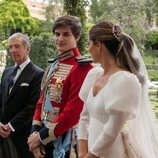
[89,21,145,84]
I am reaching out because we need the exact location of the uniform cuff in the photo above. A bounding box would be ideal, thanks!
[39,123,57,145]
[31,125,41,133]
[39,127,49,141]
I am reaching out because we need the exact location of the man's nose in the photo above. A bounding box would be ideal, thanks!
[58,35,64,41]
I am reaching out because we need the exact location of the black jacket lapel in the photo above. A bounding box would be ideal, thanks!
[4,67,14,103]
[7,62,33,100]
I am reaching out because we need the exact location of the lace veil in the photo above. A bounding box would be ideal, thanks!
[123,34,158,158]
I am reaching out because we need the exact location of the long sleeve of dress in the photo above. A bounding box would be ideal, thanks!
[78,103,90,140]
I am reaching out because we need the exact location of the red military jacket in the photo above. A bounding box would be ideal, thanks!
[32,47,93,144]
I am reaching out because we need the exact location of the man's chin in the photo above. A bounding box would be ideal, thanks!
[57,48,64,53]
[58,48,69,54]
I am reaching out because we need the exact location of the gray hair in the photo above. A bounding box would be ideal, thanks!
[8,32,30,48]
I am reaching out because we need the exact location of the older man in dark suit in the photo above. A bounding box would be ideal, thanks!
[0,33,44,158]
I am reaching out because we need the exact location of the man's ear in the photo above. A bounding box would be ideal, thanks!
[27,47,30,54]
[76,36,81,42]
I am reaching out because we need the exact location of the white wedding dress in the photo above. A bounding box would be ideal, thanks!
[78,67,142,158]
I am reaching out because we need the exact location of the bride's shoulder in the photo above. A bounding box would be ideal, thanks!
[87,65,103,76]
[110,71,141,90]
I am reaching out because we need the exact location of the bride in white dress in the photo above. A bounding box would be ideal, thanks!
[77,21,158,158]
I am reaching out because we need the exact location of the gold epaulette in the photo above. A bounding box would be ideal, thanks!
[76,56,93,65]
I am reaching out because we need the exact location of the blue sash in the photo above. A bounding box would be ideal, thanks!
[43,60,58,125]
[53,128,78,158]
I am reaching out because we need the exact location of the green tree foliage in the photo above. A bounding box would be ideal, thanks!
[142,0,158,29]
[152,0,158,13]
[89,0,146,47]
[42,0,64,33]
[89,0,104,23]
[144,0,153,28]
[29,32,57,70]
[145,31,158,50]
[64,0,88,22]
[45,0,64,22]
[5,54,14,67]
[151,0,158,28]
[63,0,89,53]
[0,0,42,40]
[37,20,52,34]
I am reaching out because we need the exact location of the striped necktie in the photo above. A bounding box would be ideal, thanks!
[9,65,20,88]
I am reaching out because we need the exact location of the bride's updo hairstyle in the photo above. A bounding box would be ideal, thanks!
[89,21,145,85]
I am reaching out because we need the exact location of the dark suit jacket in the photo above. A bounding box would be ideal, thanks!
[0,62,44,158]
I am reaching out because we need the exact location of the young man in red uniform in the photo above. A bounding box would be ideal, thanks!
[27,15,93,158]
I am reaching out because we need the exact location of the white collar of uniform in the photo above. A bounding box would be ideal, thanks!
[16,58,31,71]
